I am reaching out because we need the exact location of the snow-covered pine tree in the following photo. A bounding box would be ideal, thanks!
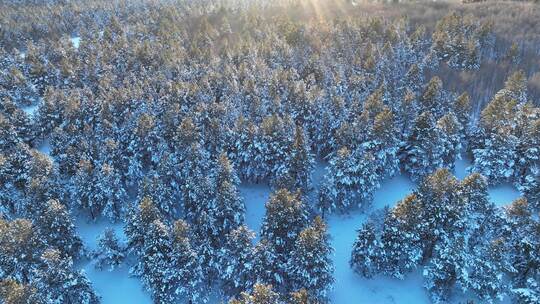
[212,153,245,243]
[318,147,379,214]
[497,70,528,105]
[419,77,450,119]
[370,107,400,178]
[260,114,295,183]
[415,169,463,258]
[228,283,281,304]
[452,92,472,145]
[35,199,83,259]
[219,225,256,299]
[423,236,468,303]
[94,228,125,271]
[0,218,44,283]
[137,173,177,220]
[135,219,173,304]
[400,111,445,182]
[71,159,101,220]
[350,220,383,278]
[33,249,99,304]
[257,189,309,290]
[465,239,509,302]
[178,142,213,220]
[515,118,540,193]
[0,278,42,304]
[458,173,500,248]
[124,196,161,256]
[288,216,334,302]
[436,112,462,170]
[503,199,540,294]
[273,124,314,193]
[169,220,207,303]
[93,163,128,221]
[396,89,419,137]
[471,127,518,184]
[379,194,423,279]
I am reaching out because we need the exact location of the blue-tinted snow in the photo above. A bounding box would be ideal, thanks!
[37,138,52,155]
[71,36,81,49]
[239,182,270,240]
[76,217,151,304]
[21,103,39,117]
[488,184,521,206]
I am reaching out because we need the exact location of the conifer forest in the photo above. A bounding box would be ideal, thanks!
[1,0,540,303]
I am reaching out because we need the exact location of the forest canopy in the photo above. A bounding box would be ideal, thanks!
[0,0,539,304]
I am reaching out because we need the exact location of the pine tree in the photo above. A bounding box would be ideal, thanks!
[219,225,256,299]
[466,240,508,302]
[370,107,400,178]
[135,220,173,304]
[350,221,382,278]
[0,279,41,304]
[379,194,423,278]
[94,163,128,221]
[33,249,99,304]
[288,216,334,302]
[137,173,178,220]
[318,147,379,214]
[453,92,472,140]
[229,283,281,304]
[436,113,462,170]
[471,127,518,184]
[401,111,446,182]
[419,77,449,119]
[212,153,246,243]
[423,236,468,303]
[273,124,314,193]
[169,220,207,303]
[515,118,540,193]
[0,218,44,282]
[93,228,125,271]
[35,199,83,259]
[124,196,161,256]
[178,142,213,220]
[497,70,528,104]
[258,189,308,290]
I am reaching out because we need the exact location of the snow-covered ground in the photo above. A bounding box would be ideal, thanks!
[71,157,521,304]
[76,217,152,304]
[21,103,39,117]
[239,182,271,240]
[71,36,81,49]
[37,138,52,155]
